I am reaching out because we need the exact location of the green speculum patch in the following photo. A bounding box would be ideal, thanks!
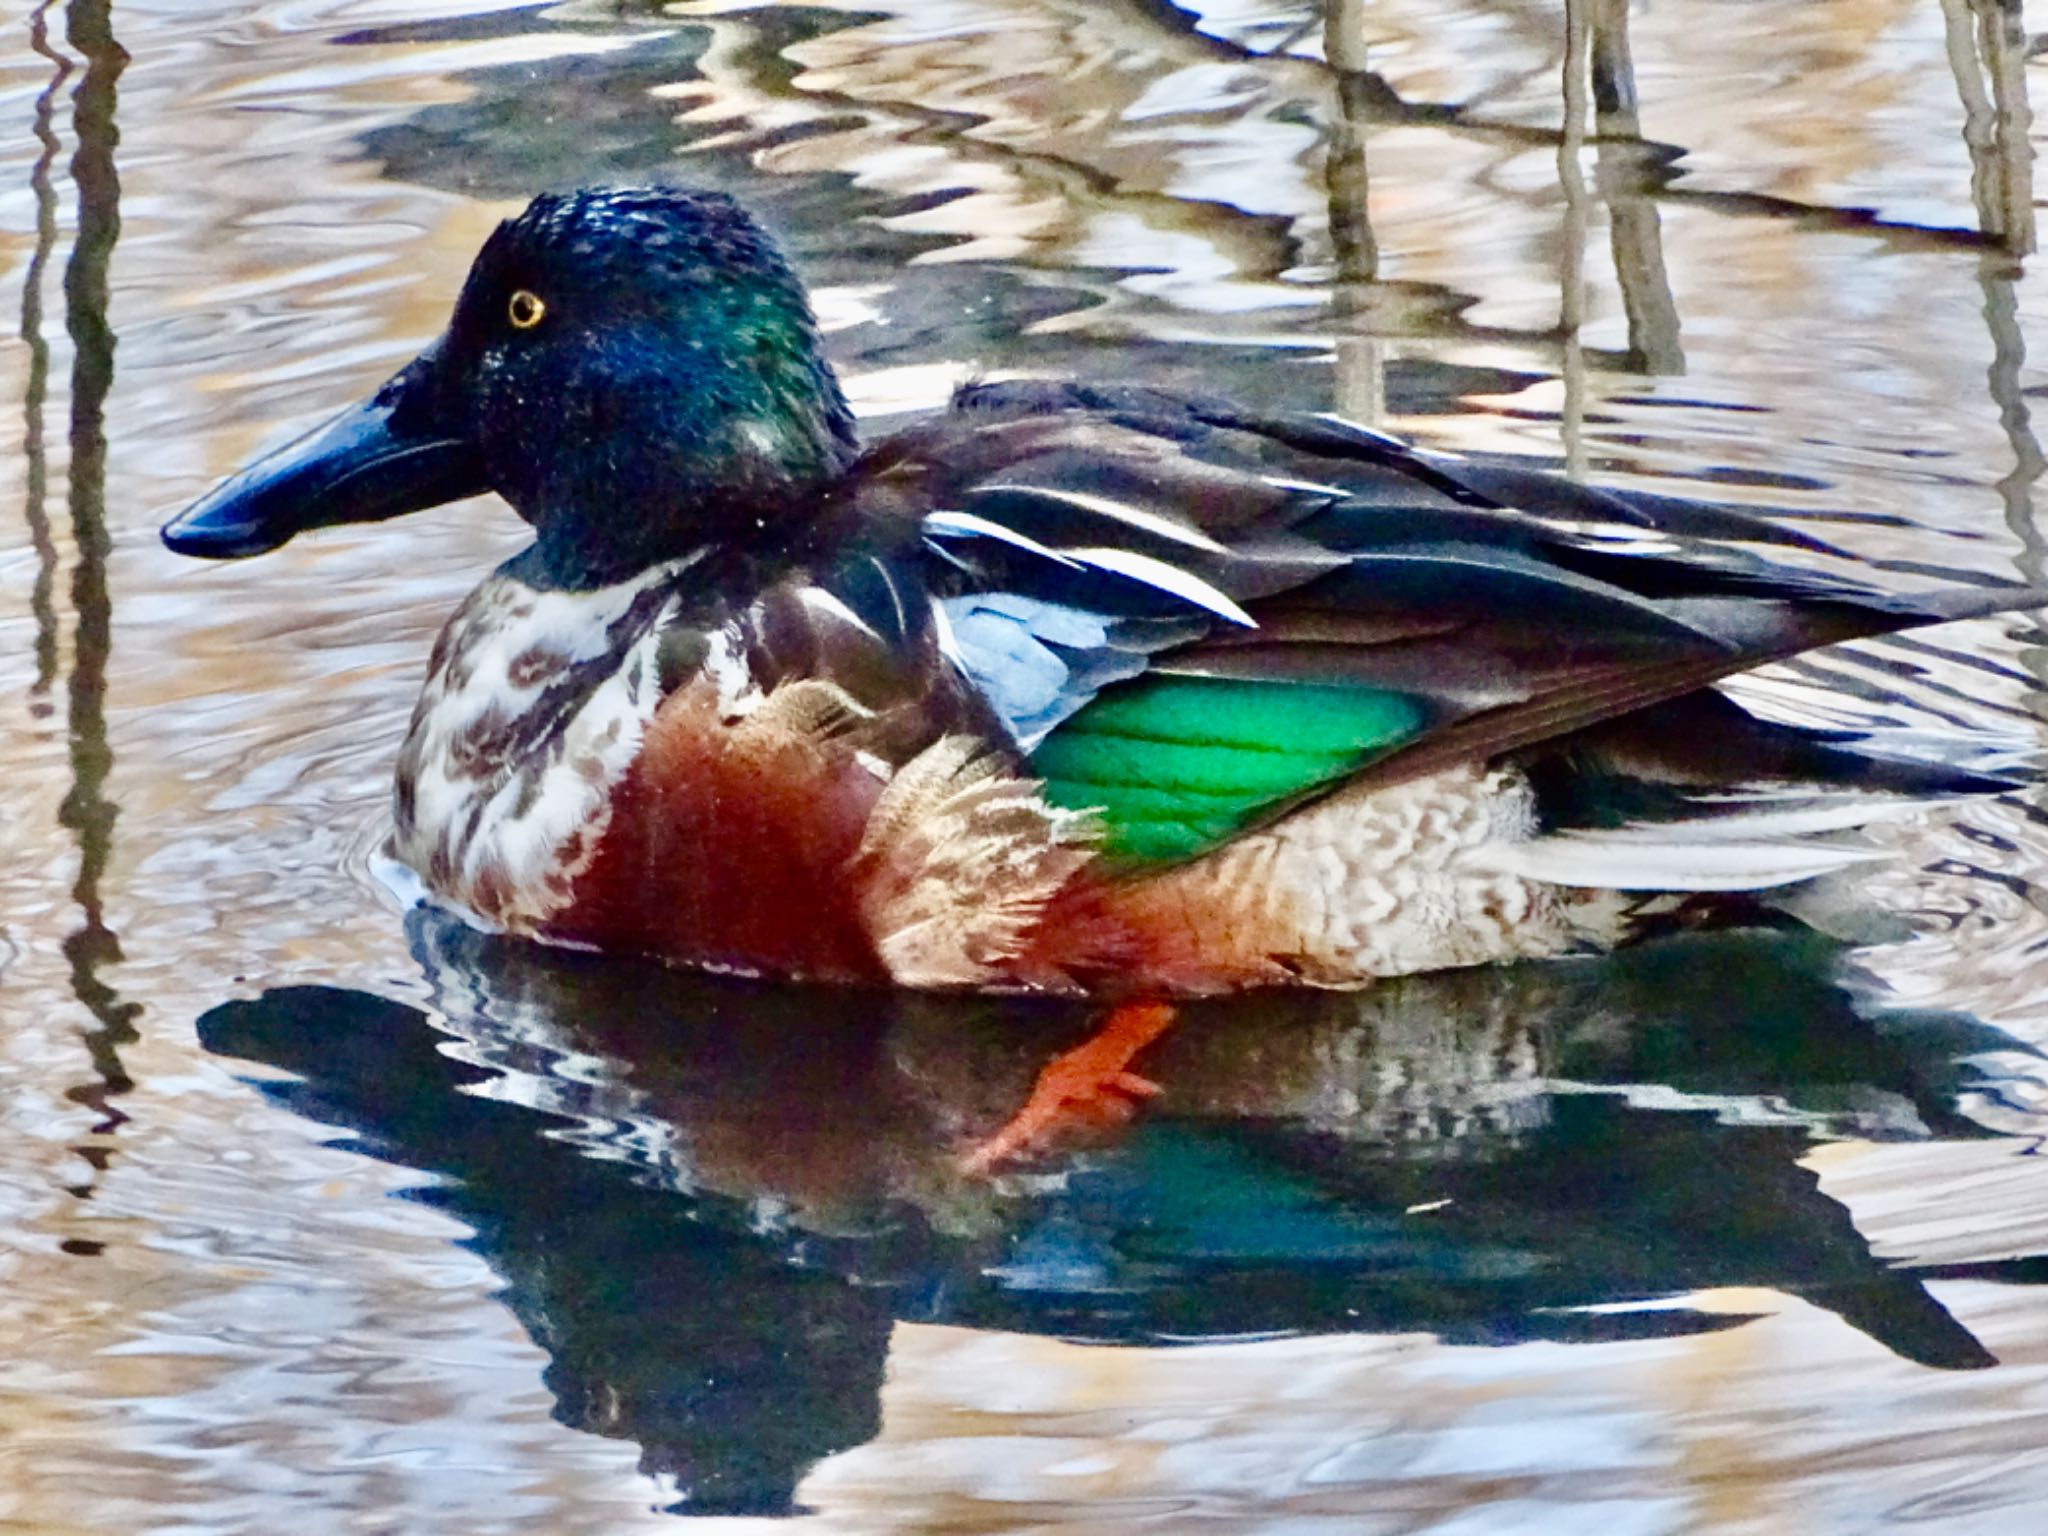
[1030,674,1427,863]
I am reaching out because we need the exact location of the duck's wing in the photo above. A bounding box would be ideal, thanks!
[840,380,2038,866]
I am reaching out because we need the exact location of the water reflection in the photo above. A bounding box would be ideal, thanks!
[47,0,139,1169]
[5,0,2048,1526]
[200,915,2047,1514]
[20,0,68,708]
[1941,0,2046,602]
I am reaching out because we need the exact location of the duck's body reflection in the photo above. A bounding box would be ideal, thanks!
[200,915,2040,1515]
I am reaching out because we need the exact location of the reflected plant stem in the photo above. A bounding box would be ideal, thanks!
[1970,0,2046,709]
[1588,0,1682,375]
[57,0,137,1153]
[23,3,70,711]
[1940,0,2045,599]
[761,0,1615,376]
[1323,0,1381,427]
[1557,0,1590,478]
[1981,275,2045,580]
[1941,0,2036,258]
[1143,0,1998,261]
[1978,0,2035,257]
[1942,0,2005,240]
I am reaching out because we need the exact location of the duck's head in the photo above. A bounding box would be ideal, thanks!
[163,186,858,585]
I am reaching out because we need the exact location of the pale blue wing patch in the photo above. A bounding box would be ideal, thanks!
[938,593,1162,749]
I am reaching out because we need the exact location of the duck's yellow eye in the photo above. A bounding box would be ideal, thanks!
[507,289,547,330]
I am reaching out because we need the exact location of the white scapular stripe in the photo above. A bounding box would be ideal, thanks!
[1067,546,1256,627]
[974,482,1229,553]
[927,593,963,666]
[1312,411,1409,450]
[1261,475,1352,500]
[923,509,1082,567]
[798,584,882,640]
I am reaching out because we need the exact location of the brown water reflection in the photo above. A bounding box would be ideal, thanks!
[4,0,2048,1530]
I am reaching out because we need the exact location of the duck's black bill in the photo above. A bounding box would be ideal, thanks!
[162,358,486,559]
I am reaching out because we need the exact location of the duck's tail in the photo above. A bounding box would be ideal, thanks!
[1474,685,2024,900]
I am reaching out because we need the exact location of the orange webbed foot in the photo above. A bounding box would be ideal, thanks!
[960,1000,1177,1176]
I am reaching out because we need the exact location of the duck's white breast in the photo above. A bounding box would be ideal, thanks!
[392,562,700,932]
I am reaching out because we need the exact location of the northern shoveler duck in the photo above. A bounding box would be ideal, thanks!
[166,187,2038,1145]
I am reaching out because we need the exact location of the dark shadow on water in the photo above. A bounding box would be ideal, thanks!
[199,916,2048,1515]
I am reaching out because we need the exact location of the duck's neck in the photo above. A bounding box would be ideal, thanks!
[520,452,857,592]
[514,491,863,599]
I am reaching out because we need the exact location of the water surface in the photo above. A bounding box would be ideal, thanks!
[5,1,2048,1530]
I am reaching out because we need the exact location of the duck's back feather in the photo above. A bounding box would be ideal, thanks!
[830,379,2036,874]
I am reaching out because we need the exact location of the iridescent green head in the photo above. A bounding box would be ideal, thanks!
[164,186,859,585]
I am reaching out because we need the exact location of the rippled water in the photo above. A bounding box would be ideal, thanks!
[5,1,2048,1530]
